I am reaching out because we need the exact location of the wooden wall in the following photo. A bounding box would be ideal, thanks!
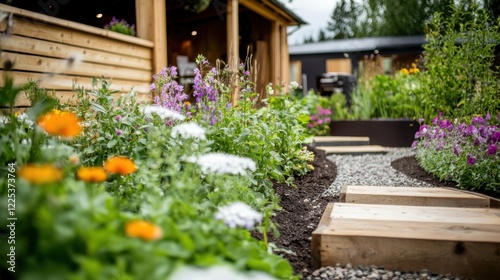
[0,4,154,107]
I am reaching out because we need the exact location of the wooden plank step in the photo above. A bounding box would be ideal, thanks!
[339,185,491,208]
[312,136,370,147]
[316,145,389,155]
[312,203,500,279]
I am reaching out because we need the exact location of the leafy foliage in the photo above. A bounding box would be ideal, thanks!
[419,2,500,122]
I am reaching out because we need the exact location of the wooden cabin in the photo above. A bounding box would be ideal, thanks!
[0,0,304,107]
[289,36,426,92]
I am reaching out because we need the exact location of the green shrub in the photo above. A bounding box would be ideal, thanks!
[420,2,500,122]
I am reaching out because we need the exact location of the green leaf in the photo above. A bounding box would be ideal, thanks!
[107,139,117,148]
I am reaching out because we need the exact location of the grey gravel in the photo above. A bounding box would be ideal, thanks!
[324,148,435,197]
[305,263,471,280]
[306,148,473,280]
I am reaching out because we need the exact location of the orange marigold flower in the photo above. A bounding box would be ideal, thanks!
[38,110,82,138]
[125,220,163,241]
[18,164,62,185]
[76,167,107,183]
[104,156,137,175]
[401,68,410,75]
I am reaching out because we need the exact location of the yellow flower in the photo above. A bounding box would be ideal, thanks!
[76,167,107,183]
[401,68,410,75]
[104,156,138,175]
[125,220,163,241]
[184,101,191,106]
[18,164,62,185]
[38,110,82,138]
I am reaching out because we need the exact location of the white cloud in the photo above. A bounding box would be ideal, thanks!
[287,0,339,45]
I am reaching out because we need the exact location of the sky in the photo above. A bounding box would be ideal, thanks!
[286,0,339,46]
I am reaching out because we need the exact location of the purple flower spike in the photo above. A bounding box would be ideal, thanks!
[453,144,461,156]
[487,144,498,156]
[485,113,491,121]
[467,154,476,165]
[116,129,123,136]
[116,115,122,121]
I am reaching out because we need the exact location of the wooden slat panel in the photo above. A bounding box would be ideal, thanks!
[0,4,153,48]
[1,35,152,70]
[10,18,152,59]
[1,72,149,93]
[342,186,490,208]
[7,90,152,108]
[1,52,152,82]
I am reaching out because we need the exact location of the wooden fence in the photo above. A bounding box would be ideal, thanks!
[0,4,154,107]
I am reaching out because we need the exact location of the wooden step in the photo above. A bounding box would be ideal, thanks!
[312,203,500,280]
[339,185,491,208]
[316,145,389,155]
[312,136,370,147]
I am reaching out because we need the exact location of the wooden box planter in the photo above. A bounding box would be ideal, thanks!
[330,119,419,147]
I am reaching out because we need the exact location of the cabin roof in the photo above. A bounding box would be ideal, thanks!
[289,36,426,55]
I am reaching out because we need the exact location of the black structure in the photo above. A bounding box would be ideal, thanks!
[289,36,426,92]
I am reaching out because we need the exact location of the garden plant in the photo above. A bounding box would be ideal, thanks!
[0,55,313,279]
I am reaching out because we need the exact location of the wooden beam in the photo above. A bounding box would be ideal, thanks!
[280,24,289,93]
[340,186,490,208]
[312,203,500,279]
[270,21,280,94]
[136,0,167,73]
[227,0,239,105]
[239,0,288,25]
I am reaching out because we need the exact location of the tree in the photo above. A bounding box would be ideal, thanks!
[326,0,363,39]
[326,0,477,38]
[317,29,328,41]
[303,35,315,44]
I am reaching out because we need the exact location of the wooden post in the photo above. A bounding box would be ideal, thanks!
[280,24,289,93]
[270,21,281,94]
[135,0,167,73]
[227,0,239,105]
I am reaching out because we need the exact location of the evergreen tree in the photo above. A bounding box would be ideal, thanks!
[326,0,478,38]
[318,29,328,41]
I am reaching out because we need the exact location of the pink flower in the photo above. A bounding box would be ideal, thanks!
[317,119,323,125]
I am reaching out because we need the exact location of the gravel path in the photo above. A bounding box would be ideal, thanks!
[324,148,435,198]
[307,148,471,280]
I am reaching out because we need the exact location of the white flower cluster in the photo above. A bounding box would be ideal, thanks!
[171,122,206,140]
[140,105,185,121]
[170,265,276,280]
[17,113,34,127]
[195,152,257,175]
[289,81,299,91]
[0,115,9,125]
[215,202,263,230]
[265,83,274,96]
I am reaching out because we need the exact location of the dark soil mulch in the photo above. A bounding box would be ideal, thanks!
[271,150,498,278]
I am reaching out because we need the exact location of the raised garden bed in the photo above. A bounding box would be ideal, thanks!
[330,119,419,147]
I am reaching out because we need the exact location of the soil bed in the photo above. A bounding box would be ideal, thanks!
[271,149,498,278]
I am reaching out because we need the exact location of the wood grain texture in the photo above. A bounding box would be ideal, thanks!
[316,145,389,154]
[343,186,490,208]
[314,203,500,279]
[1,35,152,70]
